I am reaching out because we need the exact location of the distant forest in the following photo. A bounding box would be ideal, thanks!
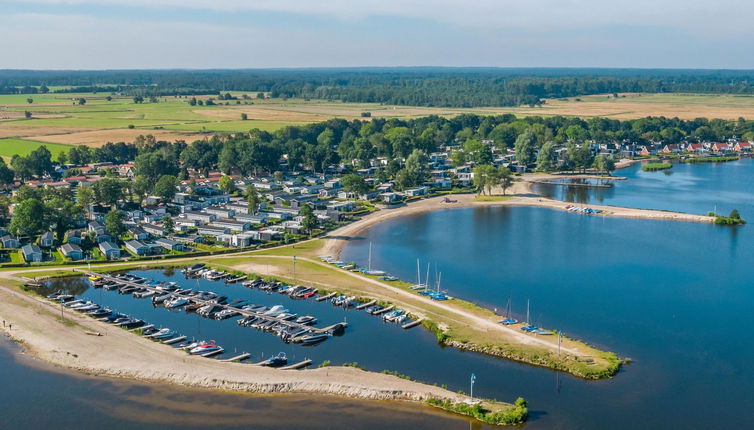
[5,68,754,107]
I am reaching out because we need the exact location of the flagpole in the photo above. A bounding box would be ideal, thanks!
[470,373,476,402]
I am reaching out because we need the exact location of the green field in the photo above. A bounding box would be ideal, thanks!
[0,138,71,159]
[4,91,754,149]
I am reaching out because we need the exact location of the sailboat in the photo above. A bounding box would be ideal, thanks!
[498,298,519,325]
[410,259,427,290]
[521,300,538,332]
[429,272,448,301]
[363,242,386,276]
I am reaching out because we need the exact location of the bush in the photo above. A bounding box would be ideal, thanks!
[641,162,672,172]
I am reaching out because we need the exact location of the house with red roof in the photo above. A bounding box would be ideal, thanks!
[710,142,730,153]
[734,141,752,152]
[662,144,680,154]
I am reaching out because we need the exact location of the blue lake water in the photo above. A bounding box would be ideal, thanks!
[339,160,754,429]
[0,337,481,430]
[532,158,754,216]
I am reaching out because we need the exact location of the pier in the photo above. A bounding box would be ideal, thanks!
[87,272,347,343]
[356,299,376,310]
[372,305,394,315]
[280,359,312,370]
[528,179,613,188]
[316,292,336,302]
[222,352,251,362]
[402,318,423,329]
[163,335,186,345]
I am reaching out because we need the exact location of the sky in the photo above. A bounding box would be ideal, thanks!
[2,0,753,69]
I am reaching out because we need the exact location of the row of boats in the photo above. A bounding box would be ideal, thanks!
[93,273,335,345]
[565,205,604,215]
[45,289,293,366]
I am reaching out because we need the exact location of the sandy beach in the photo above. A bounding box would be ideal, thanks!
[0,282,467,403]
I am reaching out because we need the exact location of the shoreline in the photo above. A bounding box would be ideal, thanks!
[321,176,713,258]
[0,281,526,425]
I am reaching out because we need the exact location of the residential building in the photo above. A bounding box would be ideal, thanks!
[21,244,43,263]
[60,243,84,261]
[39,231,55,247]
[154,238,184,252]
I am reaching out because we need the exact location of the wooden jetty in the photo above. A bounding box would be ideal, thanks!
[89,272,345,341]
[201,349,225,358]
[225,276,247,284]
[280,359,312,370]
[222,352,251,362]
[373,305,394,315]
[402,318,423,329]
[528,180,613,188]
[313,322,348,335]
[316,292,336,302]
[163,335,186,345]
[130,324,153,332]
[356,299,376,310]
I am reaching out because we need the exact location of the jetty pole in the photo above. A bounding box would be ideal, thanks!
[470,373,476,401]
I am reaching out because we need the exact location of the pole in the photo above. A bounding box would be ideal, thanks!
[470,373,476,401]
[293,255,296,283]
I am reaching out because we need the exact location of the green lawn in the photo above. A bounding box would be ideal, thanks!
[0,138,71,158]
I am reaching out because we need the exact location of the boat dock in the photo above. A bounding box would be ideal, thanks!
[163,335,186,345]
[316,292,336,302]
[201,349,224,358]
[373,305,394,315]
[402,318,423,329]
[356,299,376,310]
[529,179,613,188]
[222,352,251,362]
[87,272,346,341]
[130,324,153,332]
[280,359,312,370]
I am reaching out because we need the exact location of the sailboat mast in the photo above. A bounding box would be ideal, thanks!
[368,242,372,271]
[416,258,421,286]
[526,300,530,325]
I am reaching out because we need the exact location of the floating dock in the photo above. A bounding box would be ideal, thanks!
[316,292,336,302]
[280,359,312,370]
[372,305,394,315]
[222,352,251,362]
[529,180,613,188]
[356,299,376,310]
[402,318,423,329]
[201,349,225,358]
[163,335,186,345]
[130,324,153,332]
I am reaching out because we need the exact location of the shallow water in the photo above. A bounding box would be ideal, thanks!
[0,337,490,429]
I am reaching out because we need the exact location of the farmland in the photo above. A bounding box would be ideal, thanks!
[3,92,754,151]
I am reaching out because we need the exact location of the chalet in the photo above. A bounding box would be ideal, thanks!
[403,187,428,197]
[65,230,84,245]
[175,218,199,229]
[141,223,165,237]
[257,229,282,242]
[95,232,112,244]
[21,244,43,263]
[172,235,204,244]
[125,240,149,256]
[337,190,357,199]
[60,243,84,261]
[711,142,730,153]
[128,227,149,241]
[39,231,55,247]
[219,233,255,247]
[282,220,302,234]
[431,178,453,189]
[326,201,355,212]
[638,145,654,156]
[323,179,341,189]
[685,143,705,154]
[318,188,339,198]
[266,211,292,221]
[315,209,341,222]
[210,218,250,232]
[1,235,19,249]
[183,211,216,223]
[233,213,268,224]
[379,192,403,204]
[205,207,235,218]
[197,226,229,237]
[88,221,105,234]
[154,238,184,252]
[662,144,680,154]
[734,141,752,152]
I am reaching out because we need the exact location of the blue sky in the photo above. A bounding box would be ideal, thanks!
[2,0,752,69]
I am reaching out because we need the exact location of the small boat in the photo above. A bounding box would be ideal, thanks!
[46,290,64,299]
[297,333,329,345]
[263,305,288,317]
[295,315,317,325]
[190,343,223,355]
[87,308,112,318]
[364,305,383,315]
[88,275,101,281]
[152,293,172,305]
[164,297,188,309]
[380,276,398,281]
[213,309,239,320]
[258,352,287,367]
[151,329,178,340]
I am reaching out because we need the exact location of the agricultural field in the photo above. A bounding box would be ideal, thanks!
[2,91,754,153]
[0,138,70,159]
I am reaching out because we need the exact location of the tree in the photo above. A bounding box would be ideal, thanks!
[497,166,514,195]
[162,216,175,233]
[153,175,178,201]
[78,98,86,105]
[300,204,317,235]
[536,141,558,172]
[93,178,124,206]
[133,95,144,104]
[730,209,741,220]
[131,175,150,203]
[473,164,498,195]
[8,198,47,237]
[256,92,265,100]
[104,209,125,238]
[404,149,429,187]
[218,175,236,194]
[274,171,284,183]
[245,186,260,214]
[341,174,369,195]
[570,144,595,173]
[27,98,33,104]
[514,129,537,168]
[592,154,616,176]
[241,113,248,120]
[464,139,493,165]
[76,185,95,213]
[46,198,83,242]
[450,151,466,167]
[0,158,14,185]
[24,111,32,119]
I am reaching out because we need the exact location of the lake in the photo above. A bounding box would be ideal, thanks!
[340,161,754,429]
[531,158,754,216]
[0,337,490,429]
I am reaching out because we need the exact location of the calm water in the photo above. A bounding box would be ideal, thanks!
[0,337,487,430]
[341,164,754,429]
[532,158,754,216]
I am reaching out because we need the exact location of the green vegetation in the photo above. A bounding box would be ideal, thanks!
[684,156,739,164]
[641,162,673,172]
[709,209,746,225]
[426,397,528,425]
[0,139,70,160]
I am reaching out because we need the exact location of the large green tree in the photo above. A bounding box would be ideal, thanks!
[514,129,537,168]
[153,175,178,201]
[9,198,47,237]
